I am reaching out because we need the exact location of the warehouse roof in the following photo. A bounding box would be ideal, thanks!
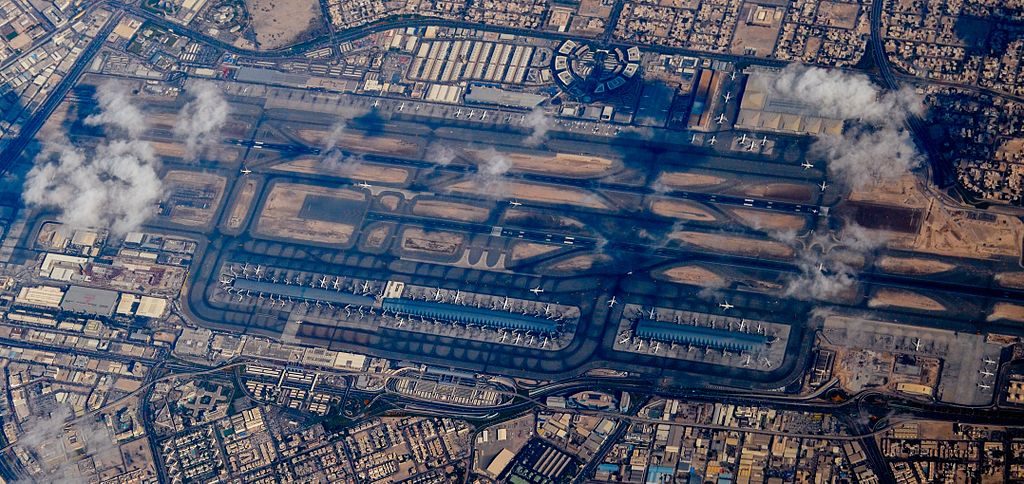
[61,286,119,316]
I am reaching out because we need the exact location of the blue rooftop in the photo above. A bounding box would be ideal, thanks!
[635,319,767,352]
[381,298,558,333]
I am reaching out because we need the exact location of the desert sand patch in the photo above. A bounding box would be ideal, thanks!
[868,289,945,312]
[465,149,616,177]
[876,257,955,276]
[255,182,365,245]
[722,207,807,232]
[669,231,794,259]
[995,272,1024,289]
[449,180,609,209]
[654,265,726,287]
[655,171,726,189]
[272,157,410,184]
[987,303,1024,322]
[510,242,562,262]
[226,179,258,231]
[401,228,464,256]
[295,128,420,157]
[649,199,717,222]
[245,0,322,50]
[412,198,490,223]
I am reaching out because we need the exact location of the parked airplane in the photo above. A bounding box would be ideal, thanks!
[819,181,829,192]
[607,296,618,308]
[509,200,523,206]
[530,287,544,295]
[801,161,814,169]
[723,92,732,103]
[719,301,734,310]
[357,181,372,188]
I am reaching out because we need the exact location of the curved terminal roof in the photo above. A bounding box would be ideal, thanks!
[636,319,767,352]
[382,298,558,333]
[232,279,376,306]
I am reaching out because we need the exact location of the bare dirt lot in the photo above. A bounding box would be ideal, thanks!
[412,198,491,223]
[649,198,717,222]
[465,149,617,177]
[721,207,807,231]
[868,289,945,312]
[401,228,464,256]
[295,128,420,158]
[510,242,562,262]
[162,171,227,227]
[255,182,365,245]
[876,256,955,276]
[987,303,1024,322]
[995,272,1024,289]
[245,0,322,50]
[226,179,258,231]
[545,254,611,272]
[655,171,726,189]
[449,180,610,209]
[669,231,795,260]
[272,157,410,184]
[654,265,726,287]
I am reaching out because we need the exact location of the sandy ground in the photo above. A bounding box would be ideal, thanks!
[449,180,609,209]
[362,225,392,250]
[510,242,562,262]
[722,207,807,232]
[868,289,946,312]
[245,0,322,50]
[295,128,420,158]
[654,265,726,287]
[378,194,402,211]
[987,303,1024,322]
[546,254,611,272]
[735,182,813,203]
[272,157,410,184]
[163,171,227,227]
[656,171,726,189]
[255,182,364,244]
[412,198,490,223]
[503,209,587,230]
[876,256,955,276]
[649,198,717,222]
[669,231,795,259]
[995,272,1024,289]
[401,228,464,255]
[226,179,258,230]
[464,149,616,177]
[890,200,1024,260]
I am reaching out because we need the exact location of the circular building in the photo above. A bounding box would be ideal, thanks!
[551,40,641,101]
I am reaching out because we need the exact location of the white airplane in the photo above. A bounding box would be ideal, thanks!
[372,99,379,108]
[455,108,463,117]
[530,287,544,295]
[361,281,371,293]
[513,333,522,345]
[978,383,991,390]
[690,134,697,144]
[607,296,618,308]
[357,181,372,189]
[801,161,814,169]
[240,168,252,175]
[763,358,773,368]
[467,110,475,118]
[719,302,734,310]
[709,135,717,145]
[817,262,826,273]
[651,341,660,353]
[396,317,405,327]
[509,200,523,207]
[716,113,726,124]
[618,334,631,345]
[819,181,828,192]
[397,102,405,112]
[453,290,463,304]
[980,369,995,377]
[319,276,329,288]
[985,358,997,365]
[913,338,922,352]
[723,92,732,103]
[743,354,751,367]
[254,265,264,277]
[332,277,342,290]
[737,320,747,332]
[760,136,768,146]
[739,133,747,144]
[480,111,488,121]
[501,296,510,310]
